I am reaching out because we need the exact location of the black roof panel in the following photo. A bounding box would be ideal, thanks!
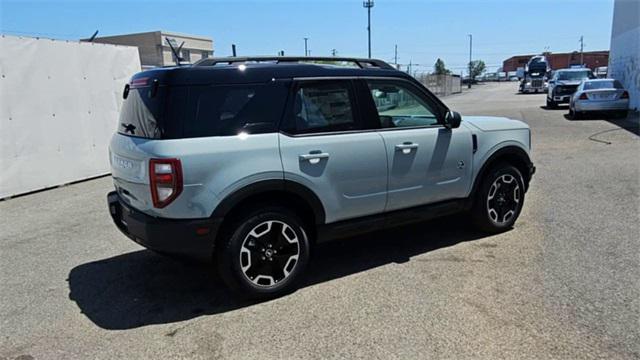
[131,57,410,85]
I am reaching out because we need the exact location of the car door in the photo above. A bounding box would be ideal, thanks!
[361,78,473,212]
[278,79,388,223]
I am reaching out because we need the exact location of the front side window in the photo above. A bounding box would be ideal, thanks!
[287,81,360,134]
[367,80,438,128]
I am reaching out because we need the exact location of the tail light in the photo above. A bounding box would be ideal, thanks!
[130,77,149,89]
[149,158,183,208]
[579,93,588,100]
[621,91,629,99]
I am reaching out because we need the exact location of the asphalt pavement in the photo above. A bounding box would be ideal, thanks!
[1,82,638,359]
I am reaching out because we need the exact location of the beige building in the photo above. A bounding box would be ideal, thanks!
[83,30,213,68]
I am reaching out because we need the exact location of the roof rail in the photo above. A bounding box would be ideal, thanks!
[194,56,396,70]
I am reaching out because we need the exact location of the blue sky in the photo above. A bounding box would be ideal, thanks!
[1,0,615,74]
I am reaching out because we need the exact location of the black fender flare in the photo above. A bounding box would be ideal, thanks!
[210,179,326,225]
[471,146,534,197]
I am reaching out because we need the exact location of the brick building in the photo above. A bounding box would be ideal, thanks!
[503,51,609,72]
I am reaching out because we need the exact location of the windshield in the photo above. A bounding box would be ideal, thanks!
[557,70,592,81]
[583,80,623,90]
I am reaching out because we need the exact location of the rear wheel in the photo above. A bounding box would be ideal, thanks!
[216,206,311,299]
[569,107,581,120]
[471,163,525,233]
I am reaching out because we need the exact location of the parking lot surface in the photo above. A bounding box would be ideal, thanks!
[1,82,638,360]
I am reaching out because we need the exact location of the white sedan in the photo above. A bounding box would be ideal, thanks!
[569,79,630,119]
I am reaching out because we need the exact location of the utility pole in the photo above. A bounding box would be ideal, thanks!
[467,34,473,89]
[579,35,584,65]
[304,37,309,56]
[331,49,337,57]
[394,44,398,66]
[363,0,374,58]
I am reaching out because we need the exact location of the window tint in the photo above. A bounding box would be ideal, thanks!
[287,81,360,134]
[557,70,593,81]
[583,80,623,90]
[184,82,288,138]
[367,80,438,128]
[118,86,166,139]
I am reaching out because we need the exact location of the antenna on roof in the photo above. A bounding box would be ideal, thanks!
[88,30,99,42]
[165,37,184,66]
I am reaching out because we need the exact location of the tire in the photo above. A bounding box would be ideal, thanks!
[216,206,311,299]
[471,163,526,233]
[546,97,556,109]
[569,107,581,120]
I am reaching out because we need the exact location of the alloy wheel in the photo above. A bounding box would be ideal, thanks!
[486,174,521,225]
[239,220,300,287]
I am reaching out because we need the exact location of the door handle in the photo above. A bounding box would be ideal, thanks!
[299,152,330,164]
[395,142,419,154]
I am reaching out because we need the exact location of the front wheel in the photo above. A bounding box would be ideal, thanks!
[546,97,557,109]
[216,206,311,299]
[471,163,526,233]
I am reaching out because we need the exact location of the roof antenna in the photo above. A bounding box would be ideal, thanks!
[165,37,184,66]
[88,30,99,42]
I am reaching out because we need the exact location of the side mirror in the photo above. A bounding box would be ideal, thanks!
[444,111,462,129]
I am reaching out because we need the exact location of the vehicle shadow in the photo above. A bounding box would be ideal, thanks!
[68,215,491,330]
[539,105,568,110]
[563,112,639,137]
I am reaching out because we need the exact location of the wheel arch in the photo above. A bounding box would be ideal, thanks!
[471,145,533,197]
[211,179,326,227]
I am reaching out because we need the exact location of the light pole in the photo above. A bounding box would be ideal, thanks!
[304,37,309,56]
[363,0,374,58]
[468,34,473,89]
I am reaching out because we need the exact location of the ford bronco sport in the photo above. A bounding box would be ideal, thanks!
[108,56,535,299]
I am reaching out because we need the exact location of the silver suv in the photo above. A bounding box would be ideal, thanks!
[108,56,535,298]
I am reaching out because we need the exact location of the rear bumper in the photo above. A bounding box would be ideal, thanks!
[574,99,629,112]
[107,191,221,261]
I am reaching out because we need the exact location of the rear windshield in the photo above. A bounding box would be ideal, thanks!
[557,70,593,81]
[118,82,289,139]
[118,86,165,138]
[584,80,623,90]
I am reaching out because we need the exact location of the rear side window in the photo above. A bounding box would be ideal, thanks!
[184,82,289,137]
[284,80,361,134]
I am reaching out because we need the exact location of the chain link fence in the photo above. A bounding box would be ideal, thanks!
[414,73,462,97]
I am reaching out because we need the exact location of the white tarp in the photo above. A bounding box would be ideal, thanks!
[0,35,141,198]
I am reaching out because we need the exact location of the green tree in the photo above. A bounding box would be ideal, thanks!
[433,58,451,75]
[468,60,486,80]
